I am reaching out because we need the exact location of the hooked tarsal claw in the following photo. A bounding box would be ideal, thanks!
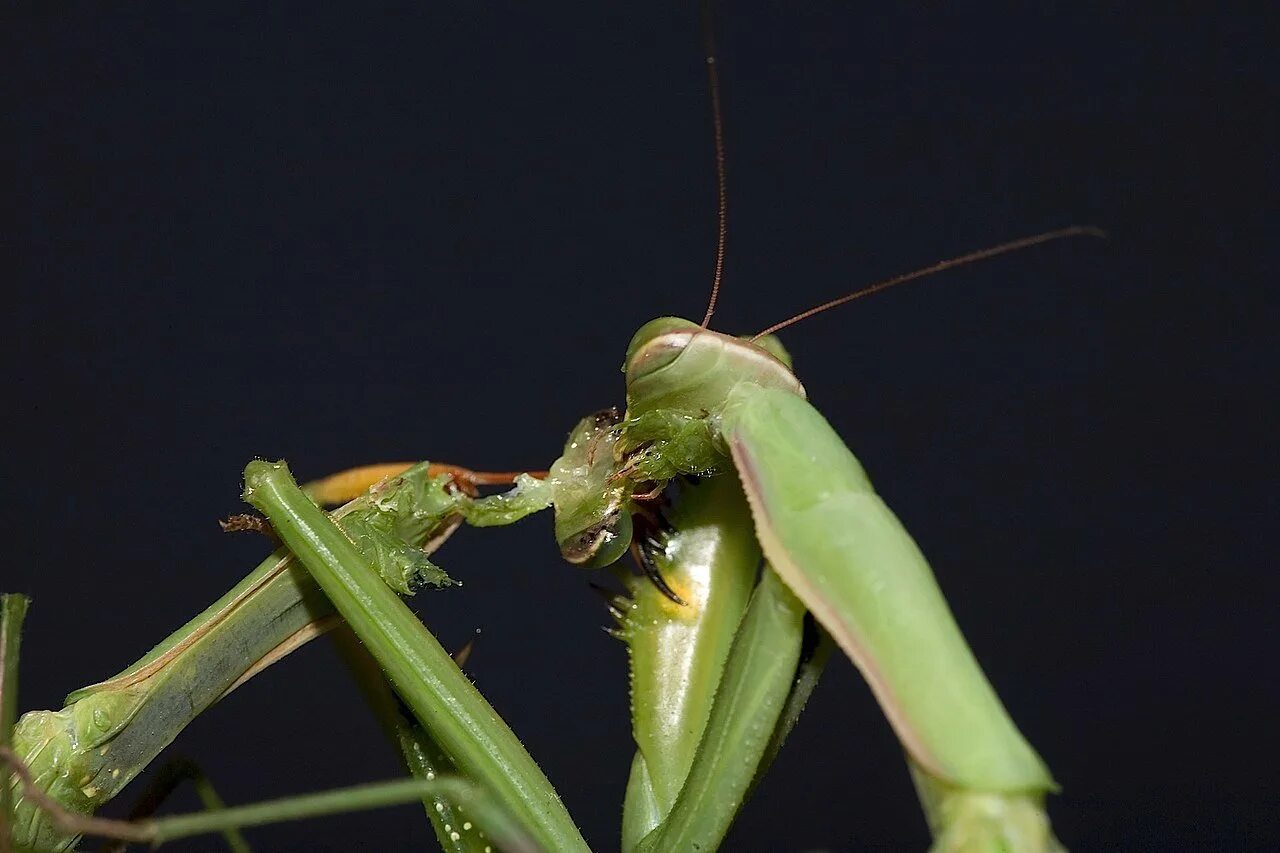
[632,541,687,607]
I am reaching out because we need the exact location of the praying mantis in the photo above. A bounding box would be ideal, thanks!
[2,5,1103,852]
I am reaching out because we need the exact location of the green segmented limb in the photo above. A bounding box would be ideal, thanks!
[619,474,760,850]
[632,568,805,853]
[6,463,467,852]
[722,384,1062,848]
[750,624,834,796]
[722,383,1052,794]
[243,459,586,853]
[612,317,1062,846]
[910,763,1064,853]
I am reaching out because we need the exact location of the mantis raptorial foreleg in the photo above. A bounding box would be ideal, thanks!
[618,474,761,849]
[722,384,1062,849]
[611,470,835,852]
[547,314,1072,850]
[633,566,805,853]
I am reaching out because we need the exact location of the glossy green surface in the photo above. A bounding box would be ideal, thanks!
[619,319,801,483]
[911,763,1063,853]
[632,568,805,853]
[620,474,760,850]
[722,384,1052,793]
[614,314,1058,844]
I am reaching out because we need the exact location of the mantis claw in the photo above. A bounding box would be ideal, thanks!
[630,540,687,607]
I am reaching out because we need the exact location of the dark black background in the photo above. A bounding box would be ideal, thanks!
[6,3,1275,851]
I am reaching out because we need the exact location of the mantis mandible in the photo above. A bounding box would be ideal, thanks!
[2,5,1101,851]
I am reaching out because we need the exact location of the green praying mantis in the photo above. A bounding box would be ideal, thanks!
[2,8,1102,852]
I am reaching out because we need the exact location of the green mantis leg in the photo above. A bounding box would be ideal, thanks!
[724,384,1061,851]
[615,475,833,852]
[618,475,761,849]
[604,313,1071,847]
[632,566,805,853]
[4,463,469,852]
[5,457,559,852]
[242,459,587,853]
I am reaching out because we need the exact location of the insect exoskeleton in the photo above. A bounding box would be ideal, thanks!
[615,317,804,484]
[551,407,634,569]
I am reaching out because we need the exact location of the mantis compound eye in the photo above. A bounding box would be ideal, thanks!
[623,317,702,383]
[559,509,633,569]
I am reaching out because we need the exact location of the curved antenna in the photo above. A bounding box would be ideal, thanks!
[699,0,729,329]
[750,225,1106,341]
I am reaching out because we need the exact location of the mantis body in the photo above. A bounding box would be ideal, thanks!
[2,7,1088,851]
[3,308,1071,851]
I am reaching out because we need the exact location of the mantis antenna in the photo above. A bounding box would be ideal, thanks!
[750,225,1107,341]
[699,0,729,329]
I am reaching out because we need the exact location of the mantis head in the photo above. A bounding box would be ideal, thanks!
[549,317,802,572]
[622,317,803,414]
